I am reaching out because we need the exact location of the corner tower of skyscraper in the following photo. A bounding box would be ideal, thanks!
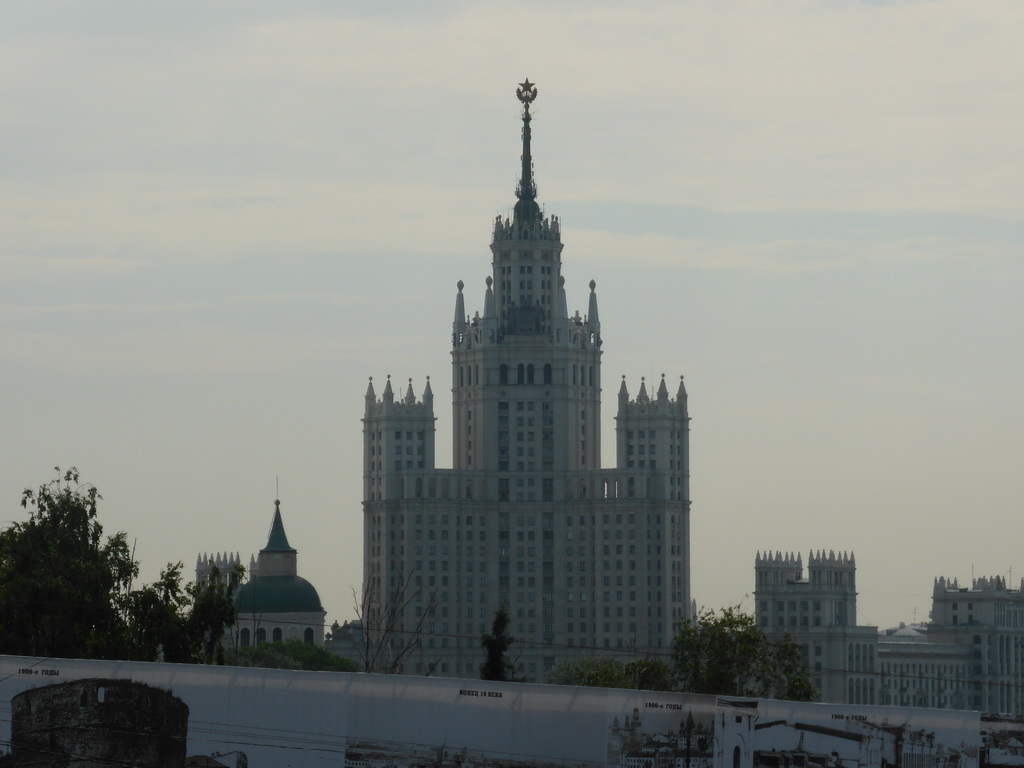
[361,80,691,680]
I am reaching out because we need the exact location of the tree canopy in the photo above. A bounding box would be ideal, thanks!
[547,656,674,691]
[0,468,238,663]
[673,606,815,701]
[547,607,814,701]
[228,639,358,672]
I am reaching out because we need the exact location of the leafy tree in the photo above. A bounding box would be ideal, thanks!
[548,656,626,687]
[547,656,674,691]
[125,563,242,664]
[123,561,195,662]
[0,468,136,659]
[480,603,517,681]
[672,606,815,701]
[188,565,242,664]
[228,639,358,672]
[0,468,239,663]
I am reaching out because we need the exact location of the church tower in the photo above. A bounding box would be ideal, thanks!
[361,81,691,679]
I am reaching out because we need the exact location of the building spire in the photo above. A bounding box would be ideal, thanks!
[263,499,296,553]
[513,78,542,227]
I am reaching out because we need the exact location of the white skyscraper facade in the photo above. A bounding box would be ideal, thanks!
[361,81,691,680]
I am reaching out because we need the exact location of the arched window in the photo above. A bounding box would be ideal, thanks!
[517,363,525,384]
[527,364,535,384]
[304,627,315,644]
[499,364,508,384]
[543,364,552,384]
[240,628,251,648]
[272,627,283,642]
[589,366,594,387]
[256,627,267,645]
[733,747,742,768]
[459,366,464,387]
[628,477,636,498]
[572,364,577,385]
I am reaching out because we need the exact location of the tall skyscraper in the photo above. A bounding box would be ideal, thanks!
[361,81,691,680]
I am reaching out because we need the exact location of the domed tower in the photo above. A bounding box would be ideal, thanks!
[234,500,326,647]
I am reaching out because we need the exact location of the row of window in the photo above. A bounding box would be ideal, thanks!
[373,511,675,527]
[238,626,315,647]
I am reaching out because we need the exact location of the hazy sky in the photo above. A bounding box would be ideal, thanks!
[3,1,1023,633]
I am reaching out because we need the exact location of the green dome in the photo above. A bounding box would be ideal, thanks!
[234,574,323,614]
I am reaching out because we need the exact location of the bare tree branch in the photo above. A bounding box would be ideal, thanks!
[353,569,438,674]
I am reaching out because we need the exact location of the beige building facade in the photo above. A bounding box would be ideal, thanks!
[361,82,691,680]
[755,551,1024,713]
[755,550,878,705]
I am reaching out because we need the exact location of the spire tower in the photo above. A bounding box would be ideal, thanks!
[513,79,541,227]
[362,81,692,680]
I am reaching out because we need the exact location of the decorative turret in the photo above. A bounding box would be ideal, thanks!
[755,550,860,631]
[637,378,649,402]
[362,374,437,501]
[614,373,690,501]
[195,550,242,589]
[616,375,689,418]
[556,275,568,318]
[453,280,467,346]
[755,550,805,585]
[483,276,495,319]
[587,279,600,334]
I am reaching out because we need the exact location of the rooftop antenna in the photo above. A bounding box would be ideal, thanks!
[276,476,280,501]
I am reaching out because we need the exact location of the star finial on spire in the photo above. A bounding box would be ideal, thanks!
[516,78,538,109]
